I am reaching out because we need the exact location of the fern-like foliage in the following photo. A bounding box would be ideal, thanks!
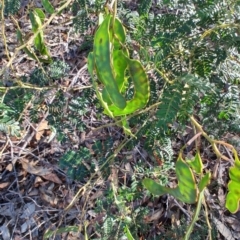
[48,60,70,80]
[3,0,21,16]
[29,68,49,87]
[122,0,240,137]
[156,216,217,240]
[59,147,91,181]
[72,0,104,33]
[138,0,153,16]
[156,82,183,131]
[94,182,149,240]
[0,102,20,136]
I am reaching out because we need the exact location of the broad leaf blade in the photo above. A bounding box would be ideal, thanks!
[198,172,211,192]
[176,157,198,203]
[42,0,54,14]
[34,8,45,23]
[186,151,203,174]
[142,178,171,196]
[143,157,198,204]
[226,152,240,213]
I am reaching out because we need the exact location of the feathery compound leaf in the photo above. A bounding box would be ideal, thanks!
[156,82,183,131]
[59,148,91,181]
[0,103,20,136]
[138,0,153,16]
[4,0,21,15]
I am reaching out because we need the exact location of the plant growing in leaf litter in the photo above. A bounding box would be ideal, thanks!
[1,0,240,238]
[87,12,150,136]
[86,1,240,239]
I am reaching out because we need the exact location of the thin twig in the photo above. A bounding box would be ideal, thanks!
[1,0,11,63]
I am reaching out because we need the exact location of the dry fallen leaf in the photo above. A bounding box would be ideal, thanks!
[225,216,240,232]
[213,216,235,240]
[21,158,51,176]
[34,176,44,186]
[39,185,58,206]
[42,172,62,184]
[218,187,225,207]
[35,120,49,141]
[5,158,18,172]
[145,209,164,222]
[28,189,39,196]
[0,182,10,189]
[20,203,35,219]
[0,223,10,240]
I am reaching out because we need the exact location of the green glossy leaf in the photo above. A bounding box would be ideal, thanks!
[175,157,198,203]
[29,11,39,32]
[17,29,51,63]
[143,157,198,204]
[87,52,114,118]
[226,152,240,213]
[93,15,126,109]
[112,50,128,92]
[198,172,211,192]
[34,8,45,23]
[87,52,94,77]
[102,88,112,105]
[17,30,37,60]
[29,9,51,60]
[108,57,150,116]
[42,0,54,14]
[124,225,135,240]
[34,32,44,52]
[142,178,171,195]
[186,151,203,174]
[226,192,240,214]
[110,17,126,50]
[89,13,150,123]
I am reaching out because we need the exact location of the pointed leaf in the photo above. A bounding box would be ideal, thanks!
[87,52,114,118]
[108,57,150,116]
[142,178,172,196]
[226,152,240,213]
[29,11,39,32]
[124,225,134,240]
[34,8,45,23]
[186,151,203,174]
[34,33,44,52]
[42,0,54,14]
[175,157,198,203]
[143,157,198,204]
[198,172,211,192]
[93,15,126,109]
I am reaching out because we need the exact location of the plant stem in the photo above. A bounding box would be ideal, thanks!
[184,190,204,240]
